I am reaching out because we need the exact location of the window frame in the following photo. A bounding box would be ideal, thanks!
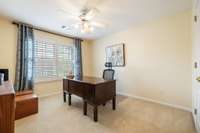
[34,40,74,83]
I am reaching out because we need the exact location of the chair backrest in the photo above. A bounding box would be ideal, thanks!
[103,69,115,80]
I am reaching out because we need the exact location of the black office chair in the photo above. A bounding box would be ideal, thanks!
[103,69,115,80]
[102,62,115,106]
[103,62,115,80]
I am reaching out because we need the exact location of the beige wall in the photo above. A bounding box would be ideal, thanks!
[0,17,92,97]
[192,0,200,124]
[0,17,17,83]
[91,10,192,109]
[82,40,93,76]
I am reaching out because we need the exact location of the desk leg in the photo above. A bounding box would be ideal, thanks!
[68,93,71,106]
[83,101,87,115]
[112,96,116,110]
[94,105,98,122]
[63,92,66,102]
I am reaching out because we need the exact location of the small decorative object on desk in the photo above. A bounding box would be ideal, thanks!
[66,71,74,79]
[0,73,4,85]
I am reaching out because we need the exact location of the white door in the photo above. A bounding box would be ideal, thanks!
[193,0,200,132]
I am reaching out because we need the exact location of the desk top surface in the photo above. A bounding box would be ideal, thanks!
[63,76,115,85]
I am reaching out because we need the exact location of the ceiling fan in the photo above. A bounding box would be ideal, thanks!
[58,7,106,33]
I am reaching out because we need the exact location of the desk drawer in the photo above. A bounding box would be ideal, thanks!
[68,81,85,97]
[68,81,94,100]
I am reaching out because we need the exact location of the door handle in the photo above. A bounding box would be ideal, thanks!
[197,77,200,82]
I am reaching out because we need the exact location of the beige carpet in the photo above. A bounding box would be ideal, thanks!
[15,94,196,133]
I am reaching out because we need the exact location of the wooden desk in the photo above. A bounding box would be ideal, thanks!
[0,81,15,133]
[63,76,116,122]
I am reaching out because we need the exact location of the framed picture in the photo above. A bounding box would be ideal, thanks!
[106,43,125,67]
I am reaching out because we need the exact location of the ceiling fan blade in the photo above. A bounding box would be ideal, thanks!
[68,16,80,21]
[85,0,104,9]
[90,21,106,28]
[71,23,81,29]
[84,8,99,20]
[57,9,80,20]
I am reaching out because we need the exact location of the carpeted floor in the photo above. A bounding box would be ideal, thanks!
[15,94,196,133]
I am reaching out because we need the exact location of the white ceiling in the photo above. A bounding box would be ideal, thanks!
[0,0,192,40]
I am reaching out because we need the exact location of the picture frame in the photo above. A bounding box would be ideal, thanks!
[105,43,125,67]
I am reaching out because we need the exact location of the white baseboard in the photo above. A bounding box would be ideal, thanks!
[37,91,62,98]
[117,92,192,112]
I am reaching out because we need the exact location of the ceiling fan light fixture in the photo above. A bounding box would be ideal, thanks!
[59,6,103,34]
[81,29,85,33]
[89,26,94,32]
[83,22,89,28]
[74,24,79,29]
[80,22,94,33]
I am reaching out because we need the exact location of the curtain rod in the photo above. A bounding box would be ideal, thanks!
[12,21,83,41]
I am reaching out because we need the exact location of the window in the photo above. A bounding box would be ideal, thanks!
[34,41,74,82]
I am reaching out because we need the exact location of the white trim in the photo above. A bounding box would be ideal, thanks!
[35,79,62,84]
[38,91,62,98]
[117,92,192,112]
[192,113,198,132]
